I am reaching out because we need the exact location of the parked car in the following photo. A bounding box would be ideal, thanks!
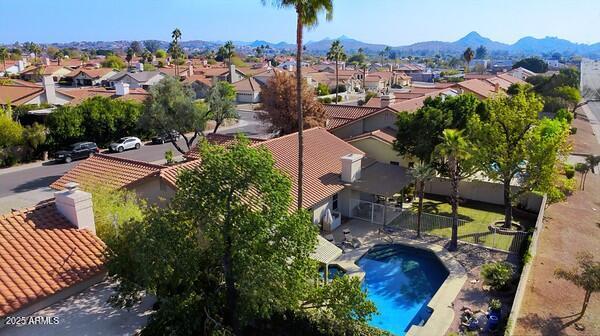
[109,137,143,152]
[55,142,99,163]
[151,131,181,144]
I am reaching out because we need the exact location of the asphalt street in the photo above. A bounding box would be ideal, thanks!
[0,110,268,198]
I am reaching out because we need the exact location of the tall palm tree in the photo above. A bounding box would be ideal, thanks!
[463,47,474,74]
[586,154,600,174]
[435,129,471,251]
[125,48,134,68]
[410,164,436,239]
[326,40,346,104]
[264,0,333,210]
[223,41,235,65]
[382,46,391,66]
[0,47,8,77]
[55,50,64,66]
[170,28,182,76]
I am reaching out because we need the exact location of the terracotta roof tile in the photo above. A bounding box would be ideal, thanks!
[323,105,382,130]
[257,127,364,208]
[185,134,265,160]
[50,154,164,190]
[159,159,203,189]
[345,127,396,144]
[0,201,105,317]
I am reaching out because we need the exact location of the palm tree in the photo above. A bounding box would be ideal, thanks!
[264,0,333,211]
[463,47,474,74]
[435,129,471,251]
[586,154,600,174]
[125,48,134,68]
[326,40,346,104]
[410,164,436,239]
[170,28,182,76]
[223,41,235,65]
[55,50,64,66]
[0,47,8,77]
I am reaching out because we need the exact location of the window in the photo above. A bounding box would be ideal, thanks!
[332,193,338,211]
[390,161,399,166]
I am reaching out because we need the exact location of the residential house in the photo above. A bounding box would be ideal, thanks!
[507,67,536,81]
[183,75,213,99]
[0,191,104,321]
[231,76,262,103]
[0,77,73,106]
[66,68,117,87]
[0,60,27,77]
[107,71,165,90]
[20,65,72,83]
[59,83,150,105]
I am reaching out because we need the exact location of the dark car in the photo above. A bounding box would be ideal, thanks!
[55,142,99,163]
[151,131,181,144]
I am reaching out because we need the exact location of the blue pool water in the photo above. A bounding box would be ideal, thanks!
[357,244,449,335]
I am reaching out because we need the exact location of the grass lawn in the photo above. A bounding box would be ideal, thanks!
[391,195,533,252]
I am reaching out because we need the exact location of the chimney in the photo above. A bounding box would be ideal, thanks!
[136,62,144,72]
[42,76,57,104]
[228,63,237,83]
[54,182,96,235]
[494,82,500,93]
[115,82,130,96]
[341,153,364,183]
[17,60,25,72]
[43,57,51,66]
[381,93,396,107]
[188,63,194,76]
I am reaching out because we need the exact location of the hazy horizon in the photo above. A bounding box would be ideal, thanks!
[1,0,600,45]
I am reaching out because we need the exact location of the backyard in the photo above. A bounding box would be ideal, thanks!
[389,194,535,252]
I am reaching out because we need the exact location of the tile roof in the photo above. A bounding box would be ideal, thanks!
[389,95,430,112]
[21,65,71,76]
[66,68,115,79]
[323,105,382,130]
[257,127,364,208]
[182,74,212,86]
[0,83,44,106]
[345,127,397,144]
[232,76,262,92]
[185,133,266,160]
[50,154,164,191]
[0,201,105,317]
[456,79,501,99]
[159,159,203,189]
[58,87,150,105]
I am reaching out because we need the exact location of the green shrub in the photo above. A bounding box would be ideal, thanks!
[564,164,575,179]
[570,127,577,134]
[319,97,332,104]
[165,150,174,165]
[489,298,502,311]
[481,261,514,290]
[315,83,330,96]
[555,108,573,123]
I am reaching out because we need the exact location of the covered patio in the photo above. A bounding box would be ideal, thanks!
[347,161,413,225]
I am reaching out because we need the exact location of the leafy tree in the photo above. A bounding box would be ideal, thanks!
[264,0,333,210]
[469,89,570,227]
[410,164,436,238]
[155,49,167,59]
[555,252,600,318]
[46,105,84,148]
[143,40,161,53]
[434,129,475,251]
[0,107,23,149]
[463,47,474,73]
[0,47,9,76]
[326,40,346,104]
[475,45,487,59]
[513,57,548,73]
[101,55,126,70]
[22,122,46,160]
[553,86,582,112]
[315,82,329,96]
[54,50,64,66]
[259,71,327,135]
[130,41,144,55]
[139,76,208,154]
[394,94,484,163]
[107,138,376,334]
[206,81,238,133]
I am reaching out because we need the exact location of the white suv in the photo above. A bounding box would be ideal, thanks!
[109,137,143,152]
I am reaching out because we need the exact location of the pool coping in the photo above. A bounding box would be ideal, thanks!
[331,235,467,336]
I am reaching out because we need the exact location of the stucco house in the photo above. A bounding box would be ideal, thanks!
[20,65,72,82]
[231,76,262,103]
[108,71,166,90]
[66,68,117,87]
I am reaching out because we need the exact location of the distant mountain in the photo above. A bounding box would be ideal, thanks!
[23,32,600,57]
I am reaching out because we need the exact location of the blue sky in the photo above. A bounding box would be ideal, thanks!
[2,0,600,45]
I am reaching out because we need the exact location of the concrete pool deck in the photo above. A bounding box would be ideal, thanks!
[328,219,468,336]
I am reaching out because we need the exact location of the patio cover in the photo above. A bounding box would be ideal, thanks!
[310,235,342,264]
[349,161,412,197]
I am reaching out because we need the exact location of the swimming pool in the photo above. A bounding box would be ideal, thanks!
[357,244,449,335]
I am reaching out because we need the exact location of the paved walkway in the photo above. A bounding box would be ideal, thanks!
[514,108,600,335]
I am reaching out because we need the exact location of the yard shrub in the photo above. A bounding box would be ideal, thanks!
[315,83,330,96]
[570,127,577,135]
[564,164,575,179]
[555,108,573,124]
[481,261,514,290]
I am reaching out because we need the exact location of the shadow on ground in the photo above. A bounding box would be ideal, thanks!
[11,175,62,193]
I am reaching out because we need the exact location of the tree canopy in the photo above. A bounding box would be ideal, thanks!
[101,55,126,70]
[139,76,209,154]
[106,137,378,335]
[394,94,485,163]
[513,57,548,73]
[259,72,327,135]
[206,81,238,133]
